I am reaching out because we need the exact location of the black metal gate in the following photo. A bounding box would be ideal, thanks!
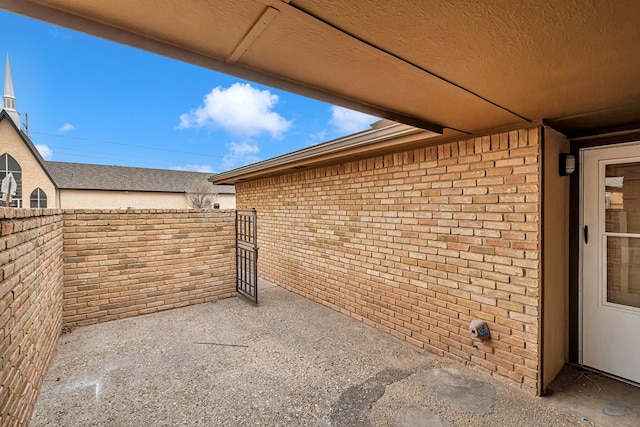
[235,209,258,303]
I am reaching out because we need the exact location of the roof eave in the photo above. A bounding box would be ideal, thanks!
[57,187,187,194]
[210,122,441,184]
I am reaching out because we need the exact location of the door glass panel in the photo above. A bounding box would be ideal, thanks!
[607,236,640,308]
[605,162,640,233]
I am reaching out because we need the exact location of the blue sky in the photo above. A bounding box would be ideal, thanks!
[1,10,377,173]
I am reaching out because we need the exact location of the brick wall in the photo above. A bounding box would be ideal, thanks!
[1,208,237,425]
[0,209,64,426]
[237,127,542,391]
[62,210,236,327]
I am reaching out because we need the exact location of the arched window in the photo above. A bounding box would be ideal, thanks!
[0,153,22,207]
[30,188,47,208]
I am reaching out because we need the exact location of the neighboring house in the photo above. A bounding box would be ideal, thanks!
[45,162,235,209]
[0,57,234,210]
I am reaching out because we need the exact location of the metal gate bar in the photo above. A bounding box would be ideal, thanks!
[236,209,258,303]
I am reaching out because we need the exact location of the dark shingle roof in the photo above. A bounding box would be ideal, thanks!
[45,162,235,194]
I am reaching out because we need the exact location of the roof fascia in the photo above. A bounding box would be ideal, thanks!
[209,122,437,184]
[210,121,546,184]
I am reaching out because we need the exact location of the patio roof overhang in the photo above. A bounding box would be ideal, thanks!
[2,0,640,141]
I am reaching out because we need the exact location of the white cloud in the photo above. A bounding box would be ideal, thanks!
[171,164,215,173]
[329,106,377,134]
[309,130,327,142]
[35,144,53,160]
[223,141,261,170]
[177,83,292,138]
[58,123,75,132]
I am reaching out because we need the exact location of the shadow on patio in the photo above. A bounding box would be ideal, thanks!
[29,279,622,427]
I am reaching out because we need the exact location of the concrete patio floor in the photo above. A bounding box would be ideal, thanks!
[31,280,638,426]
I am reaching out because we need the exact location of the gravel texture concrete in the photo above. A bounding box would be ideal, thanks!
[544,364,640,427]
[32,281,591,426]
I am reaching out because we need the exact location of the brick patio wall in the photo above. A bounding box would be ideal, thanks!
[1,208,237,425]
[237,126,542,391]
[62,209,237,328]
[0,209,64,426]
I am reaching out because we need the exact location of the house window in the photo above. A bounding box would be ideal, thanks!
[30,188,47,208]
[0,153,22,207]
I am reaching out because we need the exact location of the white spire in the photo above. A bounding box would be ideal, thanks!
[3,53,20,127]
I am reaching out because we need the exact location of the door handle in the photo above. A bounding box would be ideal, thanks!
[584,225,588,244]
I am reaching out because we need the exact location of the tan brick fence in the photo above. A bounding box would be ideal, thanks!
[0,209,236,426]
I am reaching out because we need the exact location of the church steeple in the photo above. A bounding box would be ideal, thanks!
[3,53,20,127]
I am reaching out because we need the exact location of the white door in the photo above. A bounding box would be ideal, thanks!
[581,142,640,383]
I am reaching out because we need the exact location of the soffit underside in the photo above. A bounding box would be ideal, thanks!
[295,0,640,125]
[5,0,640,135]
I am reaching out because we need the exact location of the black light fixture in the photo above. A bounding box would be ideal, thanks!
[559,153,576,176]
